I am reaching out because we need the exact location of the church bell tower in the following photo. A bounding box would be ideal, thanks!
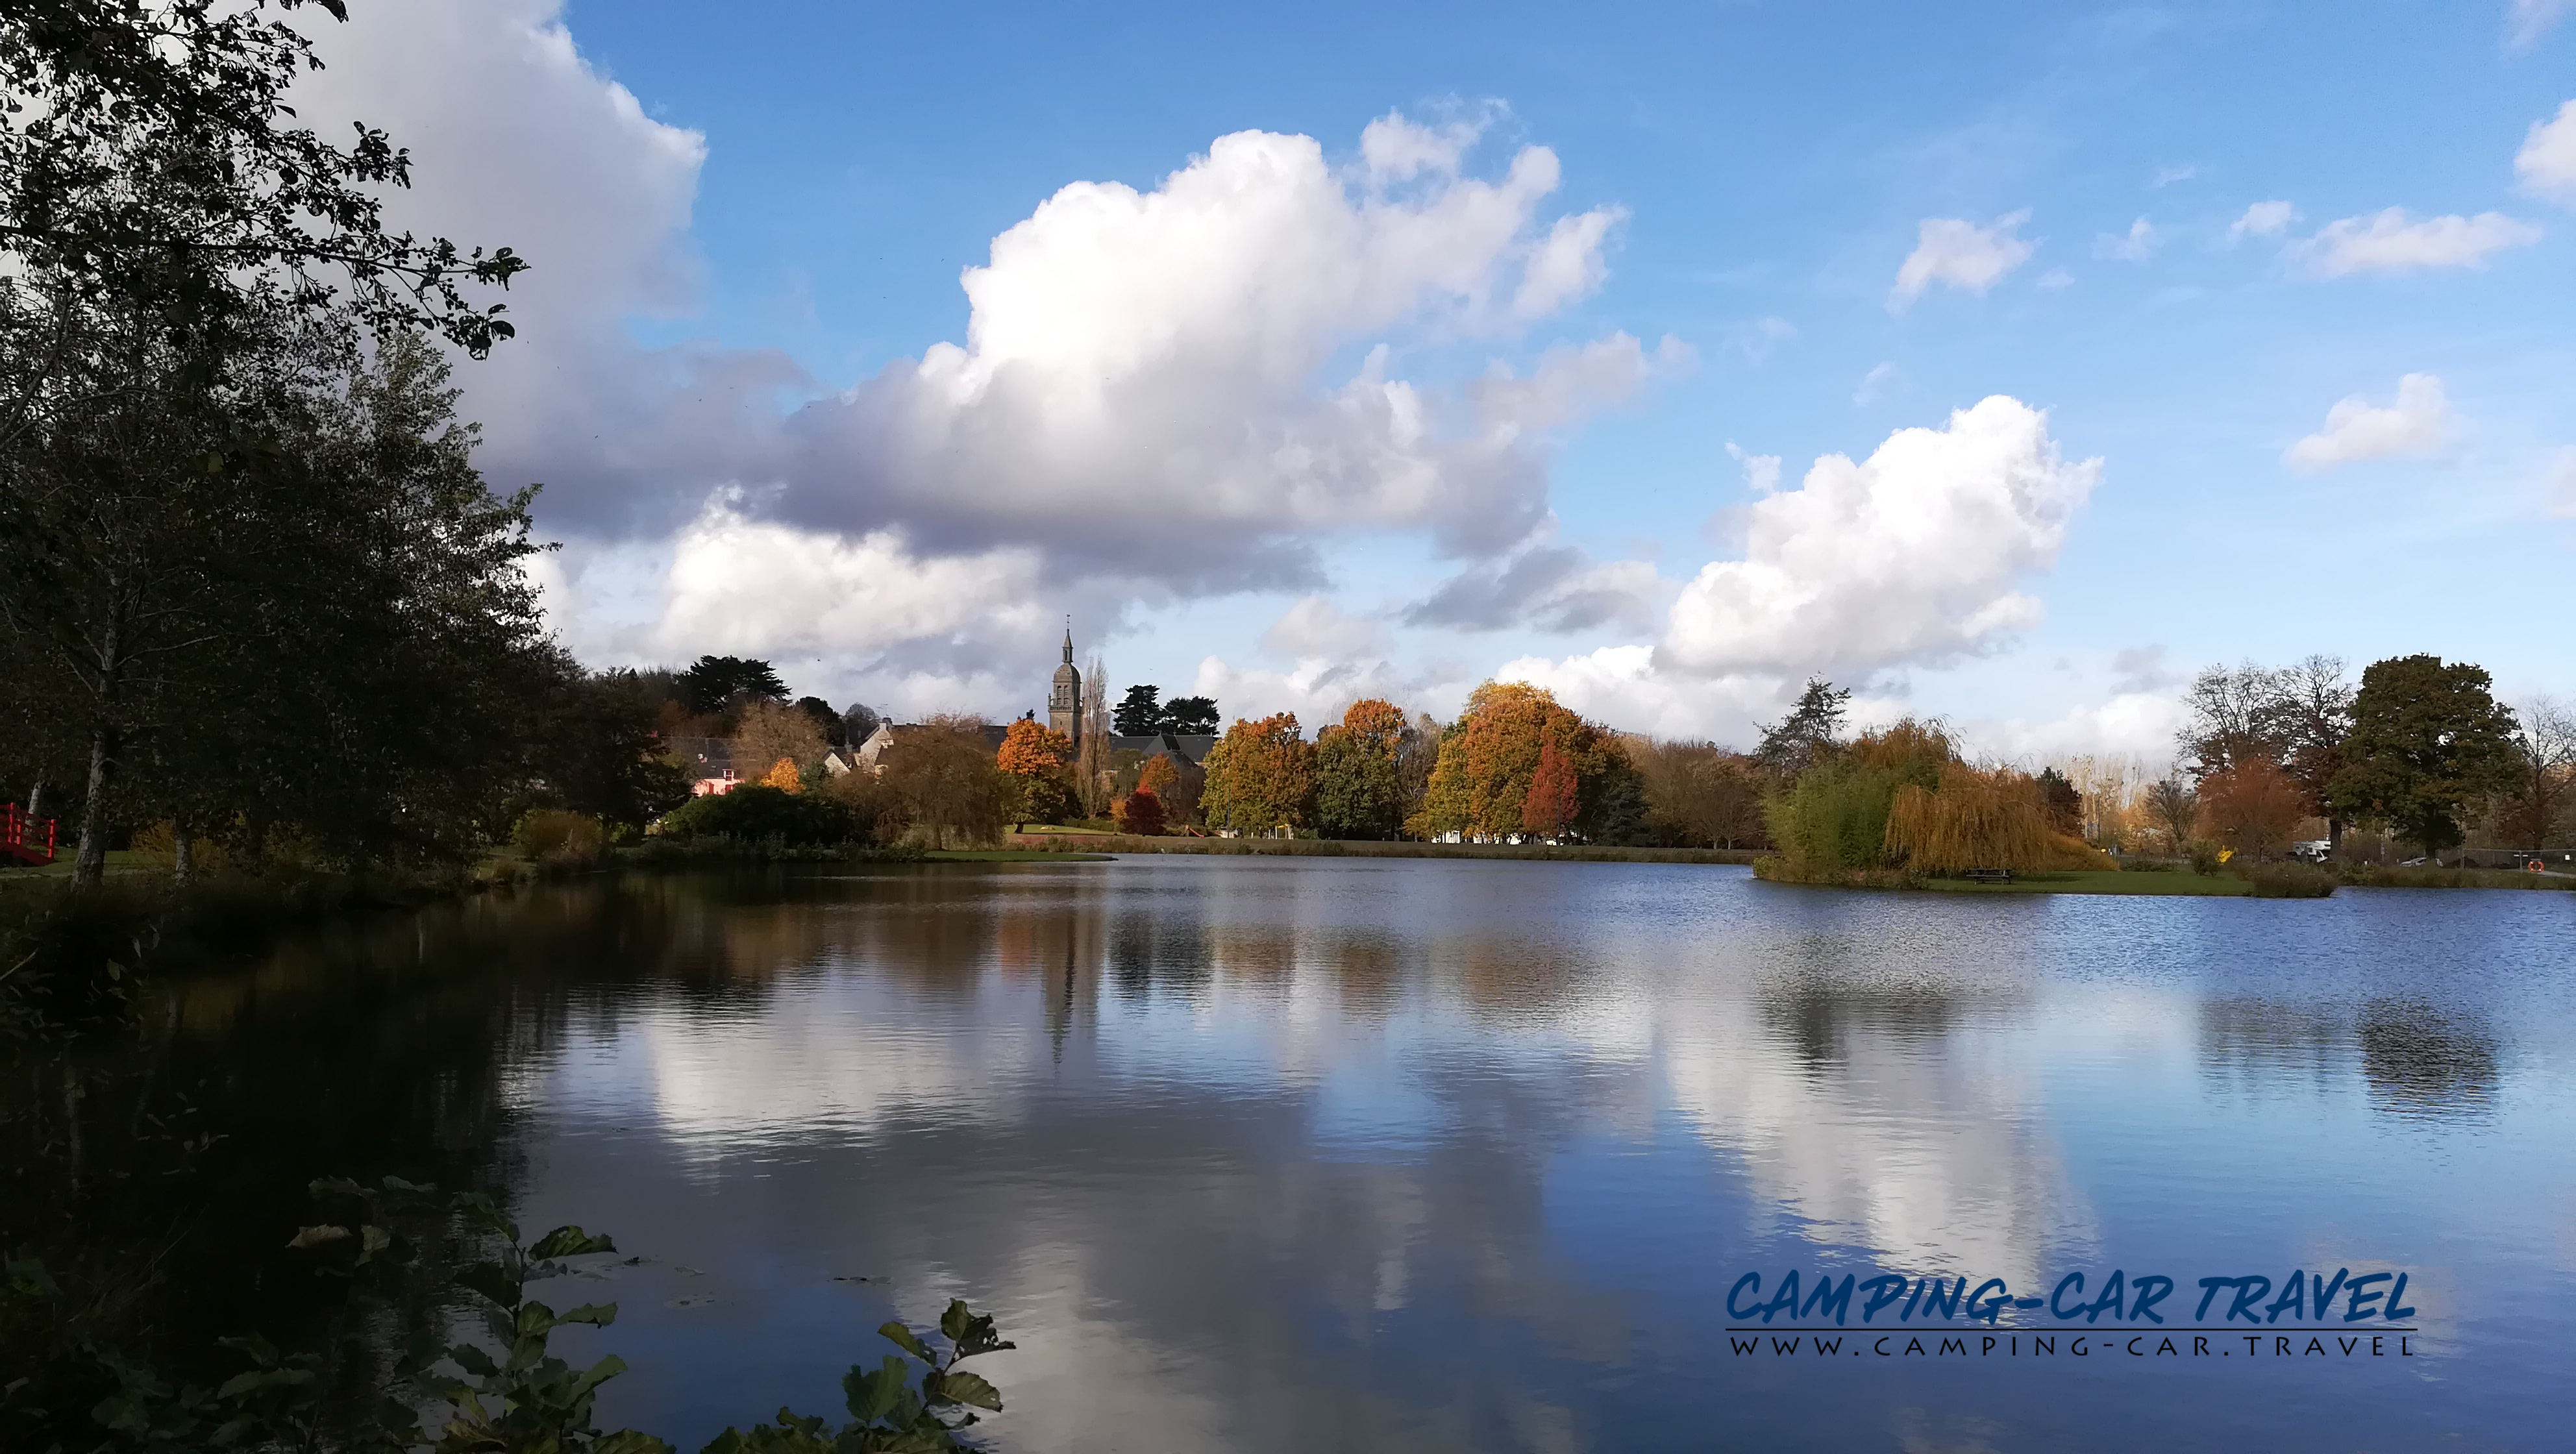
[1048,622,1082,750]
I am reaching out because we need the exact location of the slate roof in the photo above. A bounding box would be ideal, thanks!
[1106,732,1218,767]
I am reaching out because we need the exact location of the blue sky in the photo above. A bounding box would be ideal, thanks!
[304,1,2576,755]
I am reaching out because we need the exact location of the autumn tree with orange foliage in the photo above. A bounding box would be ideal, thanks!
[732,697,828,787]
[996,717,1076,827]
[1312,698,1410,839]
[1114,785,1166,836]
[2196,756,2307,859]
[1413,682,1642,843]
[1199,713,1314,836]
[758,756,804,794]
[1522,737,1580,839]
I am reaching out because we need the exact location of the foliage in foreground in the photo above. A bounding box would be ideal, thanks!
[2,1176,1014,1453]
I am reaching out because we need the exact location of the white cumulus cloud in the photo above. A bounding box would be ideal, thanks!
[296,0,803,532]
[2517,100,2576,204]
[1724,442,1782,495]
[1261,596,1389,661]
[2227,201,2299,243]
[2283,373,2453,473]
[1657,397,2099,682]
[2094,217,2159,261]
[1889,212,2037,310]
[2292,208,2542,277]
[767,124,1642,593]
[2508,0,2576,49]
[654,500,1050,669]
[1186,654,1424,729]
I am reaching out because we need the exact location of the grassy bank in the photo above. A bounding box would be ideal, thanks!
[1750,858,2325,896]
[609,838,925,867]
[2328,863,2576,891]
[1003,834,1763,865]
[1922,869,2251,896]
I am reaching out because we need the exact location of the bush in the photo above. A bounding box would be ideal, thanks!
[2327,863,2576,891]
[2185,840,2225,876]
[511,809,606,867]
[876,717,1006,849]
[1750,856,1920,890]
[651,785,861,847]
[1765,759,1905,872]
[2116,856,2179,872]
[2235,862,2336,898]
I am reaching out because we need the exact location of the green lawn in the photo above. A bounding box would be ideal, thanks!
[0,848,149,881]
[1922,870,2251,896]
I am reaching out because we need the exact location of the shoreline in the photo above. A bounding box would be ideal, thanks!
[1001,834,1763,865]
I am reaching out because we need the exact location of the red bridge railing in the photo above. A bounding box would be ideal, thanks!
[3,803,58,866]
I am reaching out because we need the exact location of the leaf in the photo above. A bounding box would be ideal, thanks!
[528,1225,616,1259]
[569,1353,630,1398]
[357,1224,393,1261]
[216,1333,280,1367]
[843,1357,908,1424]
[590,1431,675,1454]
[557,1302,619,1327]
[284,1224,350,1249]
[934,1369,1002,1412]
[373,1394,427,1439]
[877,1322,931,1362]
[445,1344,498,1378]
[950,1309,1013,1361]
[939,1299,971,1343]
[307,1176,368,1200]
[92,1391,150,1435]
[515,1300,559,1340]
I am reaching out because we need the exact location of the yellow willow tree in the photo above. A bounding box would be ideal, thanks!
[1883,763,2055,872]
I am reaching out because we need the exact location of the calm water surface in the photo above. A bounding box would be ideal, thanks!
[65,860,2576,1450]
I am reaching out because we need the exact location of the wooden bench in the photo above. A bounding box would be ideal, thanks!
[1962,867,2013,885]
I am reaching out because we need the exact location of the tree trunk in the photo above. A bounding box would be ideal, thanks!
[73,599,127,886]
[173,822,194,884]
[73,721,119,886]
[24,776,42,820]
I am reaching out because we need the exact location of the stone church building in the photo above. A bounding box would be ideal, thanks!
[848,624,1216,772]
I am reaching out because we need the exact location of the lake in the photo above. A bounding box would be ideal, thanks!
[20,858,2575,1451]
